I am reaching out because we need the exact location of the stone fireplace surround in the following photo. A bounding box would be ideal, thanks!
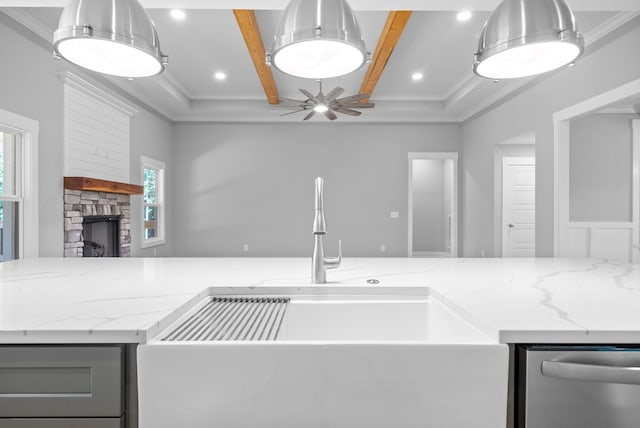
[63,189,131,257]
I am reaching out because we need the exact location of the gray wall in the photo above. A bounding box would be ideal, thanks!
[129,112,174,257]
[0,14,173,257]
[0,14,64,256]
[570,114,634,222]
[462,18,640,257]
[172,123,461,257]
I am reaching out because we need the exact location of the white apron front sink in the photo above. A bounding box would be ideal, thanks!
[138,287,508,428]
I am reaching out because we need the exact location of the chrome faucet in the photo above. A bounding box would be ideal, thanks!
[312,177,342,283]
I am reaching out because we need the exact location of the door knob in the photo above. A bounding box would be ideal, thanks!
[508,224,514,228]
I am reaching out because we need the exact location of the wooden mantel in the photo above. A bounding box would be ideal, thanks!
[64,177,143,195]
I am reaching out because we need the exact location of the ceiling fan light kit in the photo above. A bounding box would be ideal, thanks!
[473,0,584,79]
[267,0,369,79]
[53,0,168,78]
[282,81,374,121]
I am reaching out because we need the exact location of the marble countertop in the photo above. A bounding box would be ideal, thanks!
[1,257,639,344]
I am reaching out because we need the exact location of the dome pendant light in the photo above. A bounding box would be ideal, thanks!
[473,0,584,79]
[53,0,168,78]
[267,0,369,79]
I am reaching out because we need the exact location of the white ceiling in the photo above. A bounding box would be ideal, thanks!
[2,1,639,123]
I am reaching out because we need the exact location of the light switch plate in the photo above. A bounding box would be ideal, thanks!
[390,211,399,219]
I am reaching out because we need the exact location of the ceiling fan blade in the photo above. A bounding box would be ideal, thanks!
[335,93,369,103]
[334,107,362,116]
[325,87,345,102]
[280,108,308,116]
[303,110,316,121]
[335,102,375,109]
[324,110,338,121]
[299,89,318,103]
[280,97,307,104]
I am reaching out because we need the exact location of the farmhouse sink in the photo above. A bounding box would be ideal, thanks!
[138,287,508,428]
[277,294,490,342]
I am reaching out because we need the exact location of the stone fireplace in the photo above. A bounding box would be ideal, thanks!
[63,190,131,257]
[63,177,142,257]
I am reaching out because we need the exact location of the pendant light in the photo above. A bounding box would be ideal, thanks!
[267,0,368,79]
[473,0,584,79]
[53,0,168,78]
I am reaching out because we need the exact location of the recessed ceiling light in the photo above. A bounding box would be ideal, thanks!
[170,10,186,20]
[214,71,226,81]
[457,10,472,22]
[412,72,424,81]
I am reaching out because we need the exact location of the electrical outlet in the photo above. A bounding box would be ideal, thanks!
[481,249,485,257]
[153,248,157,257]
[390,211,399,219]
[380,244,386,252]
[243,244,249,252]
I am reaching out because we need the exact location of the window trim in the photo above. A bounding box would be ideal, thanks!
[0,109,39,259]
[141,156,165,249]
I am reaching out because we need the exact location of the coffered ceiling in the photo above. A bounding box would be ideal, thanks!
[2,1,639,123]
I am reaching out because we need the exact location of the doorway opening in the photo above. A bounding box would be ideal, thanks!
[408,152,458,257]
[554,79,640,263]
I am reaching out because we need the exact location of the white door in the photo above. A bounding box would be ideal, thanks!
[502,157,536,257]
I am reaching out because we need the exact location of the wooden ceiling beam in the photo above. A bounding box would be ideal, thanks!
[233,10,280,105]
[359,11,412,100]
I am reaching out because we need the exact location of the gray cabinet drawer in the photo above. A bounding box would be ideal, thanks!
[0,417,123,428]
[0,346,123,418]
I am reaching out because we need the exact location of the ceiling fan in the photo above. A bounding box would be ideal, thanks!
[281,81,375,121]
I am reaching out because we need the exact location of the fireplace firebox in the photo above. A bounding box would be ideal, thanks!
[82,215,121,257]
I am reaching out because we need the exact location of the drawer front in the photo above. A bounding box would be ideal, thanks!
[0,417,123,428]
[0,346,123,418]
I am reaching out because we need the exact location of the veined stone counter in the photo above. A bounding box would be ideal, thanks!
[0,257,638,343]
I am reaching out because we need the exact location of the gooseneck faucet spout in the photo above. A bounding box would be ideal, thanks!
[312,177,342,284]
[313,177,327,234]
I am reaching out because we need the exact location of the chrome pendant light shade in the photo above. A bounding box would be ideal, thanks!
[53,0,168,78]
[473,0,583,79]
[268,0,368,79]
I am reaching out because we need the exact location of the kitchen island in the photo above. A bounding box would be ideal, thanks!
[1,257,638,344]
[1,257,639,428]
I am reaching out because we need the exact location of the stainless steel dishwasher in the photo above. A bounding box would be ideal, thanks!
[516,345,640,428]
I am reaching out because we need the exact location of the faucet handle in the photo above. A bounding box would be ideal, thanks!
[324,240,342,270]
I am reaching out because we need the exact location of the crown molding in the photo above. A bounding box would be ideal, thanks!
[0,6,51,41]
[61,71,139,116]
[597,106,640,114]
[583,10,640,45]
[444,74,485,110]
[160,71,193,100]
[154,74,192,109]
